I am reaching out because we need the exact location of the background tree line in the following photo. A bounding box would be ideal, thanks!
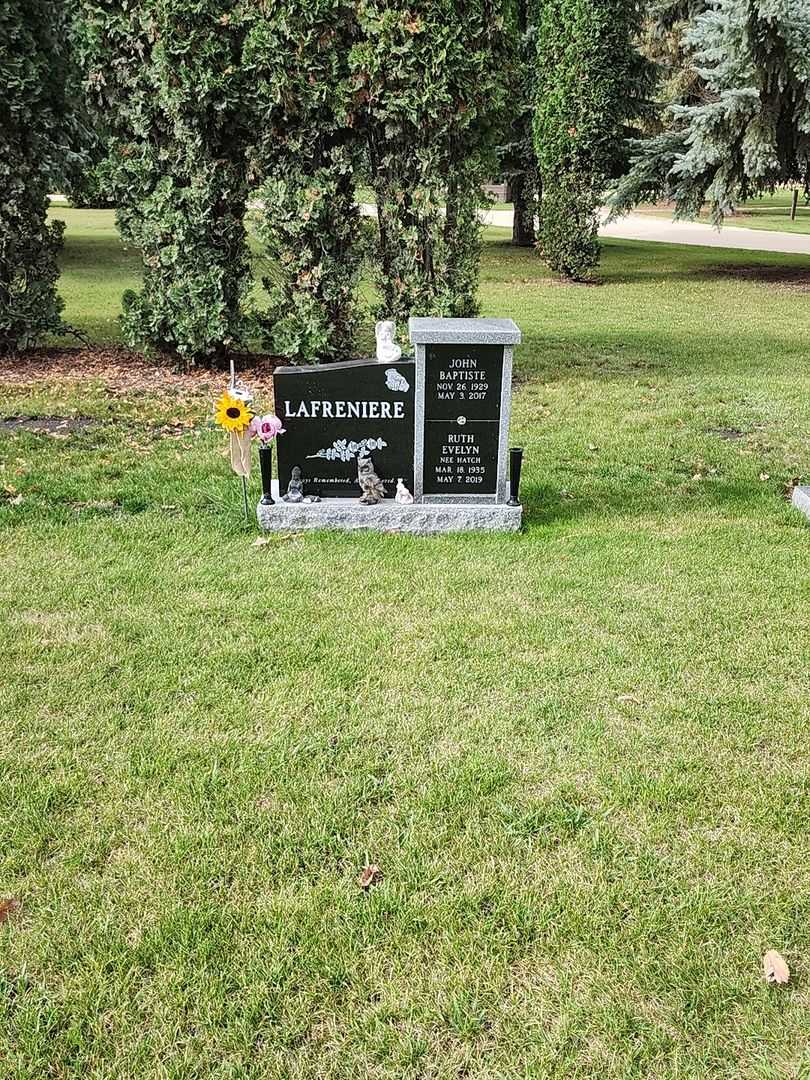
[1,0,807,364]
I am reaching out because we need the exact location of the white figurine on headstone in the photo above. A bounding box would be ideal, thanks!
[375,320,401,364]
[395,478,414,504]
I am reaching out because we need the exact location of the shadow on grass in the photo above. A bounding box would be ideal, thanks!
[521,476,785,528]
[482,237,810,286]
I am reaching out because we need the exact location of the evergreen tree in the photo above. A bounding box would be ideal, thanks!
[500,0,540,247]
[0,0,80,354]
[534,0,652,279]
[244,2,363,363]
[81,0,253,363]
[610,0,810,220]
[351,1,511,324]
[638,0,708,120]
[58,1,115,210]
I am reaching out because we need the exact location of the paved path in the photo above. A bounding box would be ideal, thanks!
[479,206,810,256]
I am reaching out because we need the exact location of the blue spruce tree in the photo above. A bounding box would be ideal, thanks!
[611,0,810,220]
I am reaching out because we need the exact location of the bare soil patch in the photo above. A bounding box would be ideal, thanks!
[706,427,747,441]
[0,415,98,435]
[712,264,810,292]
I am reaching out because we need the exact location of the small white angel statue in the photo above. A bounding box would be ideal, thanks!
[395,479,414,504]
[375,320,401,364]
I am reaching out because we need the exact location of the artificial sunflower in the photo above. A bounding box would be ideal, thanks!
[215,392,252,433]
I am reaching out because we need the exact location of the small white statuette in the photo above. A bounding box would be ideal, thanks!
[385,367,409,393]
[375,320,401,364]
[395,478,414,504]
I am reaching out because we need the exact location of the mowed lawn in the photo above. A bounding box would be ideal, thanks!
[1,211,809,1079]
[639,188,810,234]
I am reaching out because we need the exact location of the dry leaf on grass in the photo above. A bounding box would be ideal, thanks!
[252,533,299,547]
[0,897,20,923]
[763,950,790,985]
[357,864,382,891]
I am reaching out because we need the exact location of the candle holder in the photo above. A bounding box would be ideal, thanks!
[507,447,524,507]
[259,444,275,505]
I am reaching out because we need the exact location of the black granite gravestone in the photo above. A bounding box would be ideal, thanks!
[274,359,415,498]
[422,343,504,497]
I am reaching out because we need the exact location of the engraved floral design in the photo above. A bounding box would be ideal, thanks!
[307,437,388,462]
[385,368,410,393]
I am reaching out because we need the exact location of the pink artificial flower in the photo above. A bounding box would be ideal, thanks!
[249,413,285,443]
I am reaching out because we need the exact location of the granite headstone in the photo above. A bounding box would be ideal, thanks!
[409,318,521,503]
[274,358,415,498]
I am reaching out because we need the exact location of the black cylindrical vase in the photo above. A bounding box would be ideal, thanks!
[259,444,274,505]
[508,447,524,507]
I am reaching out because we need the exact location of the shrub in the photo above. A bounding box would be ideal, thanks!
[351,1,511,324]
[535,0,651,280]
[0,0,78,354]
[244,3,363,364]
[81,0,254,364]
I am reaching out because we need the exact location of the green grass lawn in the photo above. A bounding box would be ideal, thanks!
[640,189,810,234]
[52,208,143,342]
[2,212,810,1078]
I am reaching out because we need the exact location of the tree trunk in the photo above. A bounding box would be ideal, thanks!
[511,173,536,247]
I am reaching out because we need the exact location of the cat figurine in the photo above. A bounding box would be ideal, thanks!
[357,453,387,504]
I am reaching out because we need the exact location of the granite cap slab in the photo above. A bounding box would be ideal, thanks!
[408,317,521,345]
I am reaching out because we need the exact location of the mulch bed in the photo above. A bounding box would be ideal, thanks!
[0,347,280,399]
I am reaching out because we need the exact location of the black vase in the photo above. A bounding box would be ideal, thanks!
[508,447,524,507]
[259,443,274,505]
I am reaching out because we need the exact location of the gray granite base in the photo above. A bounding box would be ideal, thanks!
[257,483,521,534]
[792,486,810,520]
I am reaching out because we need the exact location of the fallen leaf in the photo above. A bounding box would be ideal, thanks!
[252,533,299,546]
[759,472,770,482]
[357,864,382,890]
[617,694,641,705]
[763,950,790,985]
[0,897,20,923]
[72,499,117,511]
